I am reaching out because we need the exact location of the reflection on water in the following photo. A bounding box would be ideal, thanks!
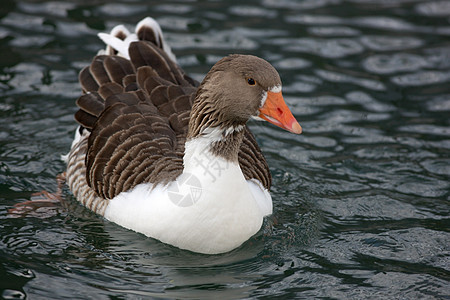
[1,0,449,298]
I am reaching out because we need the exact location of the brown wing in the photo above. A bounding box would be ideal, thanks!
[74,24,271,199]
[240,129,271,189]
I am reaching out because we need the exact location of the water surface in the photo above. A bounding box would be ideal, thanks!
[1,0,449,298]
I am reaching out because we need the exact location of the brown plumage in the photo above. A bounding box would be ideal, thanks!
[69,22,272,203]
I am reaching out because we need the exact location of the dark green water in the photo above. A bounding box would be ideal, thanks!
[1,0,449,298]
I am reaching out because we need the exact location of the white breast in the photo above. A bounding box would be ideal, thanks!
[104,134,272,254]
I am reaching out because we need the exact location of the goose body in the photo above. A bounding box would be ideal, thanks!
[65,17,301,254]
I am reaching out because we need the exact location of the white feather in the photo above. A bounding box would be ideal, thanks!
[97,32,138,59]
[270,84,282,93]
[61,126,82,162]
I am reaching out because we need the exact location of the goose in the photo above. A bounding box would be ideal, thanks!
[64,17,302,254]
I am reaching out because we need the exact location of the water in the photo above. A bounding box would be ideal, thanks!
[1,0,449,298]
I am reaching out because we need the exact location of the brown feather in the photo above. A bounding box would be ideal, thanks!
[137,66,159,90]
[74,110,97,129]
[90,56,111,86]
[129,42,177,83]
[79,66,99,93]
[76,92,104,117]
[104,56,134,84]
[98,82,124,101]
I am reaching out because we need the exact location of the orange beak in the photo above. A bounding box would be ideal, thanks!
[258,91,302,134]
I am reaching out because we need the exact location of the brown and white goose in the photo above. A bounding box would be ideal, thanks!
[65,17,302,254]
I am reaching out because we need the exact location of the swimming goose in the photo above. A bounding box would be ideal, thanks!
[65,17,302,254]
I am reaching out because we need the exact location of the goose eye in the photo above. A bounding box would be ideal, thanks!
[247,78,256,86]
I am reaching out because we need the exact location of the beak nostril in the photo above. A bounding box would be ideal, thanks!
[277,108,283,115]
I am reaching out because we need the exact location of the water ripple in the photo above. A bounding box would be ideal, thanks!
[1,12,51,32]
[157,16,209,32]
[391,71,450,86]
[420,158,450,176]
[17,2,75,17]
[315,69,386,91]
[362,53,429,74]
[229,6,277,18]
[262,0,337,10]
[97,4,147,17]
[167,30,259,50]
[285,38,364,58]
[397,124,450,136]
[307,26,360,37]
[416,1,450,17]
[394,178,448,198]
[274,58,311,70]
[345,91,395,112]
[424,46,450,69]
[351,16,416,31]
[360,35,423,51]
[426,95,450,112]
[285,14,342,26]
[154,4,194,14]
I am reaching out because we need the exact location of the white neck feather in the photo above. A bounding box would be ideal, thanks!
[183,125,243,169]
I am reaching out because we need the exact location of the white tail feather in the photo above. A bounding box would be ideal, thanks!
[110,24,131,38]
[135,17,177,63]
[97,32,138,59]
[136,17,163,46]
[97,17,177,62]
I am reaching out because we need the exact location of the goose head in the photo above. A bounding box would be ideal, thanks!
[189,54,302,138]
